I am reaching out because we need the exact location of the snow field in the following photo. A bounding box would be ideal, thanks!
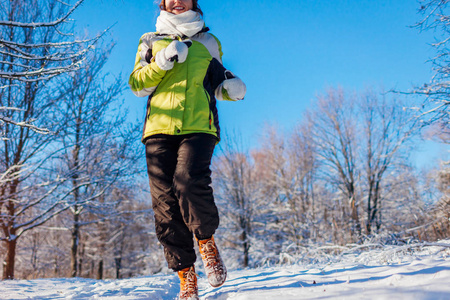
[1,241,449,300]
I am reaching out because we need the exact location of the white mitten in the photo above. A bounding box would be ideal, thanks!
[221,77,246,100]
[155,40,189,70]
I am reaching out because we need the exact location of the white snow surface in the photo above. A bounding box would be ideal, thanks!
[1,241,450,300]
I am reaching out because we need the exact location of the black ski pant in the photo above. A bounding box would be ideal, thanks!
[145,133,219,271]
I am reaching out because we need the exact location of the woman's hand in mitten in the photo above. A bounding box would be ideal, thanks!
[222,77,247,100]
[155,40,189,70]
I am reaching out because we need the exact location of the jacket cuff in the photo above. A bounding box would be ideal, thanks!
[214,82,224,100]
[215,83,237,101]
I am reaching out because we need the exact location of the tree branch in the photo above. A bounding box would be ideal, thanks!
[0,0,85,28]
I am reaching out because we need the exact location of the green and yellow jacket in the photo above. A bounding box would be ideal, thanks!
[129,29,234,142]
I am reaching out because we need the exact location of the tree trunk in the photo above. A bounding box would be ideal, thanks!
[97,259,103,280]
[243,236,249,268]
[115,257,122,279]
[350,196,361,237]
[241,228,249,268]
[366,192,373,235]
[70,208,80,277]
[2,182,18,280]
[2,238,17,280]
[54,256,59,277]
[348,182,361,238]
[367,178,381,235]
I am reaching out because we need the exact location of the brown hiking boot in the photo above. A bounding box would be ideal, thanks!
[177,265,199,300]
[197,235,227,287]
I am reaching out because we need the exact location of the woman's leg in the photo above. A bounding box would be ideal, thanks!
[173,133,219,240]
[145,135,196,271]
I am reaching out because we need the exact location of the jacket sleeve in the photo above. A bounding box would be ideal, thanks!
[128,33,167,97]
[210,35,239,102]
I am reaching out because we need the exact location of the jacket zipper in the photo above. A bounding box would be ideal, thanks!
[203,88,212,129]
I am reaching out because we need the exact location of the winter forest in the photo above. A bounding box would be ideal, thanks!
[0,0,449,282]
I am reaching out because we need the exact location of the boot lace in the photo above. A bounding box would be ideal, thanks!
[200,240,219,268]
[180,267,198,298]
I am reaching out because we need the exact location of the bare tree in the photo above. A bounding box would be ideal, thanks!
[0,0,99,137]
[82,185,157,279]
[257,123,318,246]
[431,163,450,238]
[305,88,417,240]
[306,88,362,241]
[288,121,319,241]
[413,0,450,143]
[49,43,142,277]
[359,91,416,234]
[212,133,260,268]
[0,0,102,280]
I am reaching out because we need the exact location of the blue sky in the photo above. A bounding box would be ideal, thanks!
[72,0,447,165]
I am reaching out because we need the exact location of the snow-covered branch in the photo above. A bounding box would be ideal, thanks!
[0,114,51,136]
[0,0,85,28]
[408,0,450,141]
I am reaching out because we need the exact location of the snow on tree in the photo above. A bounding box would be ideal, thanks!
[48,42,142,277]
[414,0,450,143]
[0,0,105,280]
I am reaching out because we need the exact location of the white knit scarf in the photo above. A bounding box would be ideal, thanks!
[156,10,204,37]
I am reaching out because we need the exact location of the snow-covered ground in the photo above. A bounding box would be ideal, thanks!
[1,240,449,300]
